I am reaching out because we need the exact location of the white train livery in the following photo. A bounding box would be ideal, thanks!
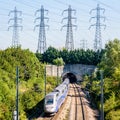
[44,78,69,114]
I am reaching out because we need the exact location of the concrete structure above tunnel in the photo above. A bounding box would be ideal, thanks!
[46,64,96,82]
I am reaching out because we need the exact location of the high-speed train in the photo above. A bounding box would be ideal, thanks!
[44,78,69,114]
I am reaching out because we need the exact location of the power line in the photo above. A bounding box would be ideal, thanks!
[54,0,69,6]
[0,13,8,16]
[13,0,36,9]
[74,0,94,8]
[92,0,120,16]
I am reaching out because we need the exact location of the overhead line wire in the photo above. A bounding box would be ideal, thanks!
[13,0,37,9]
[92,0,120,15]
[53,0,69,6]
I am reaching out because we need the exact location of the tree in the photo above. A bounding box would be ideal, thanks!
[96,39,120,119]
[53,57,65,85]
[59,49,69,64]
[99,39,120,78]
[0,47,45,119]
[53,57,65,66]
[35,53,43,62]
[42,46,60,64]
[37,46,103,65]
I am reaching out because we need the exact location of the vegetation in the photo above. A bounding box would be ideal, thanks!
[36,46,104,65]
[1,39,120,119]
[99,39,120,120]
[0,47,57,119]
[53,57,65,66]
[82,39,120,120]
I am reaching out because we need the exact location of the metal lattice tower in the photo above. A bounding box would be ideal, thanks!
[8,7,22,47]
[80,39,87,51]
[61,5,77,51]
[34,5,49,54]
[89,4,106,51]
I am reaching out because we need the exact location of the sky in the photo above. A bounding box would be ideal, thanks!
[0,0,120,52]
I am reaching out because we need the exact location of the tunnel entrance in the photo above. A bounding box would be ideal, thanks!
[63,73,77,83]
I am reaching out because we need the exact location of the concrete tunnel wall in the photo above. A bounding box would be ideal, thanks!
[46,64,96,82]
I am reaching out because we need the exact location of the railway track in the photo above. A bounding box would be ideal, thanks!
[38,83,88,120]
[69,83,88,120]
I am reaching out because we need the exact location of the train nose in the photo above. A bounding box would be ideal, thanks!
[45,106,56,113]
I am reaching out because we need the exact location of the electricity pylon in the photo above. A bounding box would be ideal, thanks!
[89,4,106,51]
[8,7,23,47]
[34,5,49,54]
[80,39,87,50]
[61,5,77,51]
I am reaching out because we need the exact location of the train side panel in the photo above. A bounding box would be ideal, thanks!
[44,78,69,114]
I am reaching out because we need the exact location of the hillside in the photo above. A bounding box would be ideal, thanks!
[0,47,45,119]
[82,39,120,120]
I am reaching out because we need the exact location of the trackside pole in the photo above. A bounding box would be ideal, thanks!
[44,66,46,112]
[13,66,19,120]
[100,70,104,120]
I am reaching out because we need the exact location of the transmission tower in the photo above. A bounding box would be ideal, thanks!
[34,5,49,54]
[80,39,87,50]
[89,4,106,51]
[61,5,77,51]
[8,7,23,47]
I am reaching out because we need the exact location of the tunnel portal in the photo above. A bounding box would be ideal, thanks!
[63,72,77,83]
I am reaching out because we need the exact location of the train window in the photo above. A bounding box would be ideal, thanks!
[56,93,59,97]
[46,99,53,105]
[54,89,59,92]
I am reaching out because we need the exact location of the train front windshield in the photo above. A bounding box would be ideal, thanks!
[46,99,53,105]
[45,96,54,105]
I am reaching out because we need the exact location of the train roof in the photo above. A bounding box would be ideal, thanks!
[46,91,58,97]
[54,84,66,93]
[62,79,69,84]
[46,78,69,97]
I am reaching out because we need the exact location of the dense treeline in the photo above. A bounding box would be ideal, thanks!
[1,39,120,119]
[0,47,57,119]
[99,39,120,119]
[83,39,120,120]
[36,46,104,65]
